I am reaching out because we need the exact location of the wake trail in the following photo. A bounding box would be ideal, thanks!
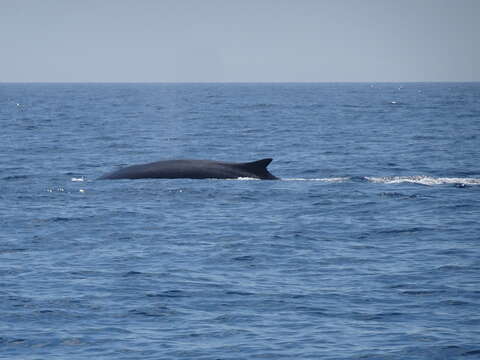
[279,176,480,186]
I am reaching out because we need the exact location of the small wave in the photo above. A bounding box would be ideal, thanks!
[51,217,72,222]
[366,176,480,186]
[2,175,29,180]
[463,349,480,357]
[71,177,85,182]
[122,271,144,277]
[146,290,185,298]
[242,103,276,109]
[380,192,421,199]
[0,248,27,254]
[232,255,255,261]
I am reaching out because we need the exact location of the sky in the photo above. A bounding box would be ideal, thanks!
[0,0,478,82]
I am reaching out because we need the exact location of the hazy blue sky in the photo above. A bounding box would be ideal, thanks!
[1,0,478,82]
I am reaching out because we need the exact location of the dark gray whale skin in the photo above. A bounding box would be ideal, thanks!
[99,158,278,180]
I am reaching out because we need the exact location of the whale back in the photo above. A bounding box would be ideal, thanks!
[99,158,278,180]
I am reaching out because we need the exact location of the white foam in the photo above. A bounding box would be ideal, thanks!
[233,177,260,181]
[47,187,65,193]
[366,176,480,186]
[224,177,348,182]
[282,177,350,182]
[71,177,85,182]
[279,176,480,186]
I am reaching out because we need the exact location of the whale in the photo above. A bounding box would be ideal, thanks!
[99,158,278,180]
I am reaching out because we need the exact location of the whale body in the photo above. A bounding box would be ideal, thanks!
[99,158,278,180]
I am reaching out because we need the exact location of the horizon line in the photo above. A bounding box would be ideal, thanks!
[1,80,479,84]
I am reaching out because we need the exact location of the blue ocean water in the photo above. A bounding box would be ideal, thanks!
[1,82,480,360]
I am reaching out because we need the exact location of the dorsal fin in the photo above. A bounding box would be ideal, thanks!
[243,158,273,169]
[240,158,277,179]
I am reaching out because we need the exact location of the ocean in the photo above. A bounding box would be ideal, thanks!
[1,82,479,359]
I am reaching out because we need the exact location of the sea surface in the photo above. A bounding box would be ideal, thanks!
[1,82,480,360]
